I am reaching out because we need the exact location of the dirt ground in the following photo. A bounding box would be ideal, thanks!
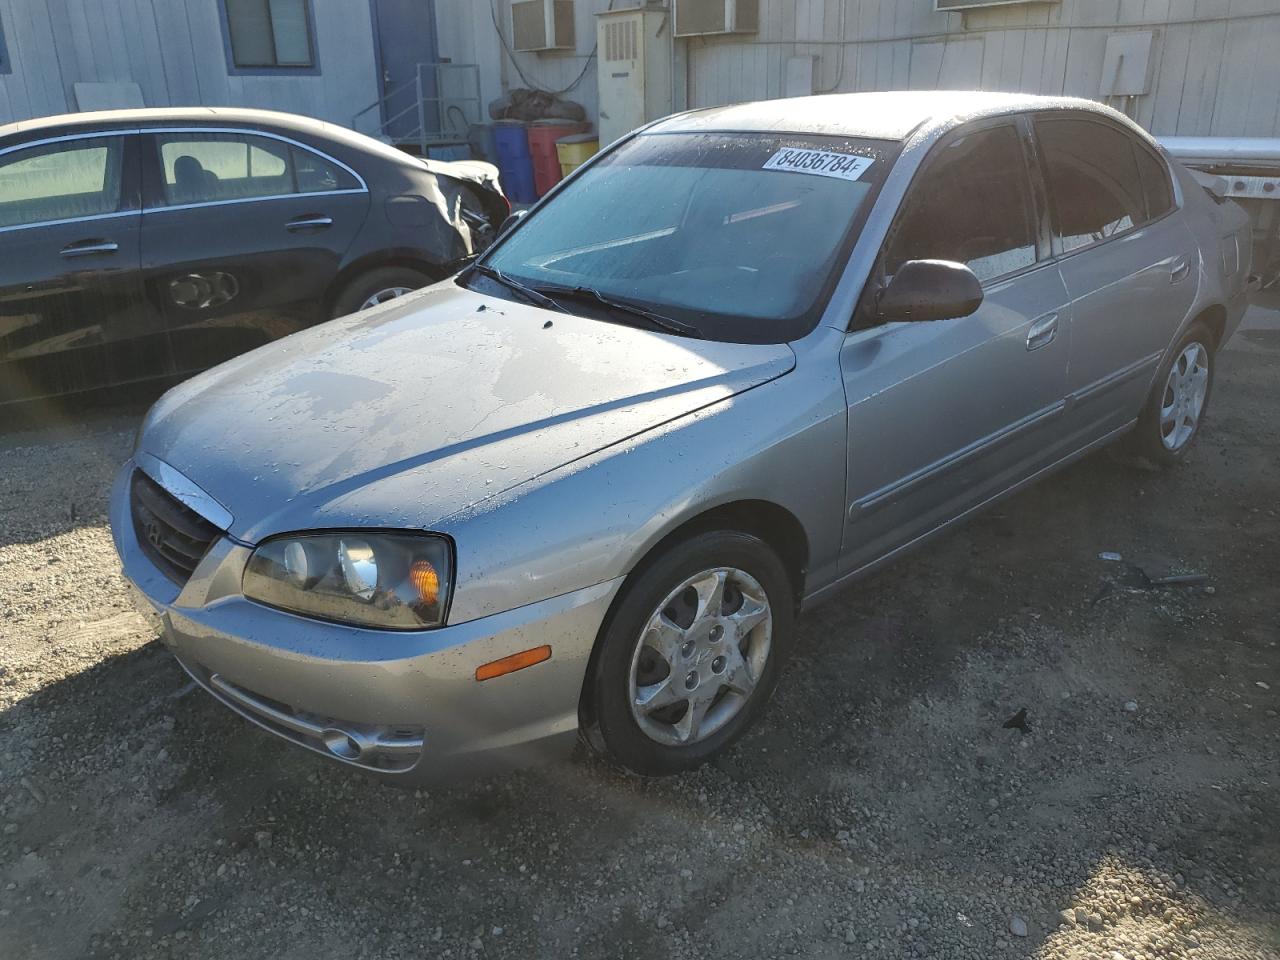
[1,309,1277,960]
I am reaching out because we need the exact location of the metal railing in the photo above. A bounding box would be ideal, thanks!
[352,63,483,155]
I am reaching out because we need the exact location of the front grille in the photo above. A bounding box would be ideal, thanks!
[130,470,219,585]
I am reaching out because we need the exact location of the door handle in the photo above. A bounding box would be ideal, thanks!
[1025,312,1058,352]
[1170,256,1191,284]
[286,215,333,231]
[60,239,119,258]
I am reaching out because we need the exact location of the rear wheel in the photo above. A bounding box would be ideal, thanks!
[585,530,794,776]
[329,266,432,319]
[1127,322,1216,466]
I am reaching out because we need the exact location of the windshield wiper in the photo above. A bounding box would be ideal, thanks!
[531,284,704,339]
[470,263,567,313]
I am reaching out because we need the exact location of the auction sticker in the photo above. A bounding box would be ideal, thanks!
[762,148,874,182]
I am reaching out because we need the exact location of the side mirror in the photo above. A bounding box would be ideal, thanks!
[498,208,527,236]
[877,259,983,323]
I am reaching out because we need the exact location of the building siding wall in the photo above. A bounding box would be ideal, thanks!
[0,0,379,126]
[457,0,1280,138]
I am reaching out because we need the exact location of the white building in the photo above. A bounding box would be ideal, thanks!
[0,0,411,131]
[437,0,1280,143]
[4,1,1278,149]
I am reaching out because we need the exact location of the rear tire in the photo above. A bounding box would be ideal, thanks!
[329,266,432,319]
[1125,321,1216,467]
[585,530,794,776]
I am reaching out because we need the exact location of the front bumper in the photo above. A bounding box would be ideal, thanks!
[110,461,623,784]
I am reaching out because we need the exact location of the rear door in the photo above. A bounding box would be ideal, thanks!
[139,128,371,374]
[840,117,1072,573]
[1032,114,1198,441]
[0,132,153,405]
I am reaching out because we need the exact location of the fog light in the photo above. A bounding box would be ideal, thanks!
[321,728,362,759]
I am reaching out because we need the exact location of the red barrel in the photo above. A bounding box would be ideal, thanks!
[528,120,589,196]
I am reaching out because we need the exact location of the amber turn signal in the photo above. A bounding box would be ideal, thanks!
[408,559,440,604]
[475,645,552,681]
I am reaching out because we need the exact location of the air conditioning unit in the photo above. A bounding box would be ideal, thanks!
[596,7,672,145]
[674,0,759,38]
[935,0,1058,11]
[512,0,576,52]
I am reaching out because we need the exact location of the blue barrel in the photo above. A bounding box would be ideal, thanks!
[468,123,497,162]
[493,121,536,204]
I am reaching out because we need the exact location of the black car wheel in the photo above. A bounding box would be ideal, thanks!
[1127,321,1216,466]
[585,530,794,776]
[330,266,433,319]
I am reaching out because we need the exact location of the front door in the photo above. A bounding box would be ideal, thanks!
[0,133,153,405]
[840,119,1072,574]
[1032,114,1200,442]
[373,0,440,144]
[138,129,371,375]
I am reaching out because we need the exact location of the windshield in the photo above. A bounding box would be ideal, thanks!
[471,131,894,343]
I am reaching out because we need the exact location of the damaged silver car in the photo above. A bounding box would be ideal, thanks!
[112,92,1253,782]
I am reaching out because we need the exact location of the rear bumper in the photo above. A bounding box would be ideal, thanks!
[110,460,623,785]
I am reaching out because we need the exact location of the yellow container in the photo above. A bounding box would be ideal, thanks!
[556,135,598,173]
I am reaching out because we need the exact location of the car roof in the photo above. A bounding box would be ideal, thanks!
[0,105,445,174]
[649,91,1124,142]
[0,106,350,143]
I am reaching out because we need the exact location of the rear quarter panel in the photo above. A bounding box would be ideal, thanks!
[342,161,494,280]
[1172,162,1253,345]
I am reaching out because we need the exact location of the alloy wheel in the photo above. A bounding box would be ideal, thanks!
[628,567,773,747]
[359,286,414,310]
[1160,341,1209,451]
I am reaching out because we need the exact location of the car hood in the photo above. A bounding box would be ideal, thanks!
[138,282,795,543]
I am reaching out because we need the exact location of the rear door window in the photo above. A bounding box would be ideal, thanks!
[291,146,351,193]
[153,132,356,206]
[1035,117,1147,252]
[884,123,1037,283]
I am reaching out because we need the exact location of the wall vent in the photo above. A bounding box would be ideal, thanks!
[603,18,638,62]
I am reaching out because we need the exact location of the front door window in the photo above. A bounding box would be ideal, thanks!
[0,137,126,229]
[883,124,1037,283]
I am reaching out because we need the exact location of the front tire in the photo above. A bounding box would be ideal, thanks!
[1128,321,1216,466]
[586,530,794,776]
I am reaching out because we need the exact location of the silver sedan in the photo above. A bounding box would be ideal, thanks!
[111,91,1253,782]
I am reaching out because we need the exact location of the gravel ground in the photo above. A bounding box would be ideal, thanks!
[1,312,1278,960]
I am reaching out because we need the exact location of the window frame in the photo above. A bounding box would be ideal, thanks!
[1132,137,1177,224]
[138,127,367,213]
[877,115,1049,288]
[0,11,11,75]
[1030,111,1180,261]
[0,131,140,234]
[218,0,320,75]
[854,115,1048,331]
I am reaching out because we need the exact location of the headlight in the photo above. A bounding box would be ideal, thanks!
[242,532,453,629]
